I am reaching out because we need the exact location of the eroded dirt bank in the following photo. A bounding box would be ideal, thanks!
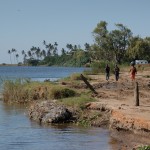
[86,101,150,149]
[27,67,150,149]
[84,69,150,149]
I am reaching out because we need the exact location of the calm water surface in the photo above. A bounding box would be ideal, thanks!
[0,66,114,150]
[0,66,89,81]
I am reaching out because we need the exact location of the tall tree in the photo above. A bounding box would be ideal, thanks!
[8,50,12,64]
[11,48,17,64]
[16,54,19,64]
[53,42,58,56]
[127,36,150,60]
[92,21,132,63]
[35,47,41,59]
[109,24,132,63]
[22,50,26,64]
[92,21,111,61]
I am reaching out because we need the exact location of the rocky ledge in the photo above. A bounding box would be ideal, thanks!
[28,101,72,123]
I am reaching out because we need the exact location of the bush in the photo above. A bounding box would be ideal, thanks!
[138,145,150,150]
[3,79,31,103]
[50,87,76,99]
[2,79,53,103]
[59,95,95,109]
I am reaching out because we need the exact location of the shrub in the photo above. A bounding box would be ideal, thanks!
[2,79,53,103]
[3,79,30,103]
[50,86,76,99]
[59,95,95,109]
[138,145,150,150]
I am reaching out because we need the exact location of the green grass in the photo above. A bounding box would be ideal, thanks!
[138,145,150,150]
[2,78,77,103]
[58,94,95,109]
[49,86,76,99]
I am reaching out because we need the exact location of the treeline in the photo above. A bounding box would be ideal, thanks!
[7,21,150,66]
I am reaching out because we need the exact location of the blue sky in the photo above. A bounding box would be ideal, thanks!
[0,0,150,64]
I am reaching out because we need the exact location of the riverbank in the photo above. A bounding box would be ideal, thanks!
[1,65,150,149]
[84,69,150,149]
[27,69,150,149]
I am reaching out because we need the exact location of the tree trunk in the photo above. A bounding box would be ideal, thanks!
[80,74,98,94]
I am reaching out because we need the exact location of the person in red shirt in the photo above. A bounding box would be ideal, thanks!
[130,64,137,81]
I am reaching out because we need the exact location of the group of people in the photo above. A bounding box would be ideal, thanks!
[105,63,137,82]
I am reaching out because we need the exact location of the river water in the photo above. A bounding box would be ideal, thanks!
[0,66,115,150]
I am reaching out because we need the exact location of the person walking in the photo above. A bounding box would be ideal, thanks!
[129,64,137,81]
[105,64,110,81]
[114,64,120,81]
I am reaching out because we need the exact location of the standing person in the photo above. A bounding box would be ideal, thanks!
[129,64,137,81]
[114,64,120,81]
[105,64,110,81]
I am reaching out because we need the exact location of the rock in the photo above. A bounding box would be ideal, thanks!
[29,101,72,124]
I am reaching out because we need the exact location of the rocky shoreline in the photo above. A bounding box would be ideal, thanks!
[28,98,150,149]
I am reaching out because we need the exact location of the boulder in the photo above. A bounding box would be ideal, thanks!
[28,101,72,124]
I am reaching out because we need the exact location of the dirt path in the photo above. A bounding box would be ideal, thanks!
[86,69,150,149]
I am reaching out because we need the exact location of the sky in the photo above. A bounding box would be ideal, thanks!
[0,0,150,64]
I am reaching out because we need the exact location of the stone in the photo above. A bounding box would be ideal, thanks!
[29,101,72,124]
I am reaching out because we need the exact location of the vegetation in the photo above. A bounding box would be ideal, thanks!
[58,95,95,109]
[2,79,78,103]
[2,75,98,127]
[7,21,150,67]
[138,145,150,150]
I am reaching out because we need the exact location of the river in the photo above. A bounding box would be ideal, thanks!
[0,66,115,150]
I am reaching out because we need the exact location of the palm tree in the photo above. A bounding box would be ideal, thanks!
[27,50,32,58]
[30,46,37,59]
[22,50,27,64]
[46,43,53,56]
[53,42,58,56]
[16,54,19,64]
[41,49,46,59]
[43,40,46,46]
[8,50,12,64]
[11,48,17,64]
[35,47,41,60]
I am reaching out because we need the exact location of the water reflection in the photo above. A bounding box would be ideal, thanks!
[0,101,116,150]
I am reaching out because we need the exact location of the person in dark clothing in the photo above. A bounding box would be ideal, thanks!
[105,64,110,81]
[114,64,120,81]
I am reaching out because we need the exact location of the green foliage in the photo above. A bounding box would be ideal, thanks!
[138,145,150,150]
[7,21,150,66]
[2,78,78,103]
[59,95,95,109]
[90,61,115,74]
[27,59,39,66]
[92,21,132,63]
[127,37,150,61]
[77,110,102,127]
[3,79,32,103]
[2,79,54,103]
[50,87,76,99]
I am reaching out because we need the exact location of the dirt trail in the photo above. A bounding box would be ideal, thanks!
[86,69,150,148]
